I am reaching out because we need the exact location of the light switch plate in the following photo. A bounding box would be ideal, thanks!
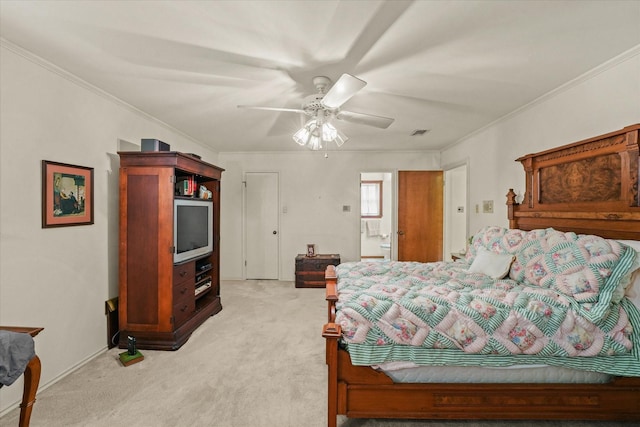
[482,200,494,213]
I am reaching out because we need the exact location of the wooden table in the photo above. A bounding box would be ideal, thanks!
[0,326,43,427]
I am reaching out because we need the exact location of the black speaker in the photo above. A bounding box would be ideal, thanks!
[141,138,170,152]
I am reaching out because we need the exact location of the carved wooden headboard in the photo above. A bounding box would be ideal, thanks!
[507,124,640,240]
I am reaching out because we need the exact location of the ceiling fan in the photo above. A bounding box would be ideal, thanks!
[238,74,394,150]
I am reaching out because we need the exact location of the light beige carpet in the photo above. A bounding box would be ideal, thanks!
[0,281,634,427]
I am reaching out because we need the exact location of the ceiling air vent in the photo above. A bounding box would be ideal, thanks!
[411,129,430,136]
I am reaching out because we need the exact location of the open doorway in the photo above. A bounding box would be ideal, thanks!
[443,163,468,260]
[360,172,393,261]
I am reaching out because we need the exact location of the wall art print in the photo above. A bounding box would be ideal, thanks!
[42,160,94,228]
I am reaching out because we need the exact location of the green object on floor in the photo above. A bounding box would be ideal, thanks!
[119,350,144,367]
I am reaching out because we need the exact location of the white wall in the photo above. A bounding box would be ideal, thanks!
[0,44,217,414]
[441,48,640,239]
[218,151,440,280]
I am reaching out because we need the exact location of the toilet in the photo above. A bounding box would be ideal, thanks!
[380,242,391,260]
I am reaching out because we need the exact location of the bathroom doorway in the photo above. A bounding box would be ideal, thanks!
[443,163,468,260]
[360,172,393,261]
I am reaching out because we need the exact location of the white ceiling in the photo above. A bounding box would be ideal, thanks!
[1,1,639,153]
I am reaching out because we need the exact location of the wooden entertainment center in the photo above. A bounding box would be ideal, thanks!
[117,151,224,350]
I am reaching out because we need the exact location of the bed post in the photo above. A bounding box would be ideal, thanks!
[322,324,340,427]
[506,188,518,229]
[623,125,639,207]
[323,265,340,427]
[325,265,337,322]
[518,156,534,208]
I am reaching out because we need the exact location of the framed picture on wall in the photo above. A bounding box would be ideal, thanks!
[306,244,316,257]
[42,160,94,228]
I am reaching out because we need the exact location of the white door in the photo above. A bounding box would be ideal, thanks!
[245,172,279,279]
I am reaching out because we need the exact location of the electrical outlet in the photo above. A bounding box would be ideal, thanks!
[343,205,351,212]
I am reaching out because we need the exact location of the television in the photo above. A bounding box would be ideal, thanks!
[174,199,213,263]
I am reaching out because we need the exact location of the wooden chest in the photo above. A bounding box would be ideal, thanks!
[295,254,341,288]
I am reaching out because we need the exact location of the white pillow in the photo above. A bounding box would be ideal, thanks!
[468,247,515,279]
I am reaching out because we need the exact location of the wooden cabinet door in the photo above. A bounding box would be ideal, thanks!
[119,166,174,332]
[397,171,443,262]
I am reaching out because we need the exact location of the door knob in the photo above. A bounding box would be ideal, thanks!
[273,230,277,234]
[398,230,405,235]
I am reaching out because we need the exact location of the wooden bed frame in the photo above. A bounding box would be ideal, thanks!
[322,124,640,426]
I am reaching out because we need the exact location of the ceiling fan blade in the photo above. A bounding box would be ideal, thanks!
[339,1,414,73]
[321,74,366,109]
[238,105,307,114]
[336,110,394,129]
[75,26,292,82]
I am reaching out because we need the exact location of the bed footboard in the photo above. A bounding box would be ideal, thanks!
[322,267,640,426]
[322,345,640,424]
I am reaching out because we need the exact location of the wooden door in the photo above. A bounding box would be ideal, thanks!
[397,171,443,262]
[245,172,279,279]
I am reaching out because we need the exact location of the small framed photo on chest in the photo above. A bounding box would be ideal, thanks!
[306,244,316,257]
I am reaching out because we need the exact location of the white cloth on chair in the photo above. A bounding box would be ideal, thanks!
[366,219,381,237]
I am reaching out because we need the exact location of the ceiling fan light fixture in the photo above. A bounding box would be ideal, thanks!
[293,126,311,146]
[308,134,323,151]
[293,118,347,151]
[334,131,348,147]
[322,122,338,141]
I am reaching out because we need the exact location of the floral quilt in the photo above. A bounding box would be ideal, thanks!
[335,227,640,376]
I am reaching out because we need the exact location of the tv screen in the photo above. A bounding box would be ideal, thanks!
[176,205,208,253]
[174,199,213,263]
